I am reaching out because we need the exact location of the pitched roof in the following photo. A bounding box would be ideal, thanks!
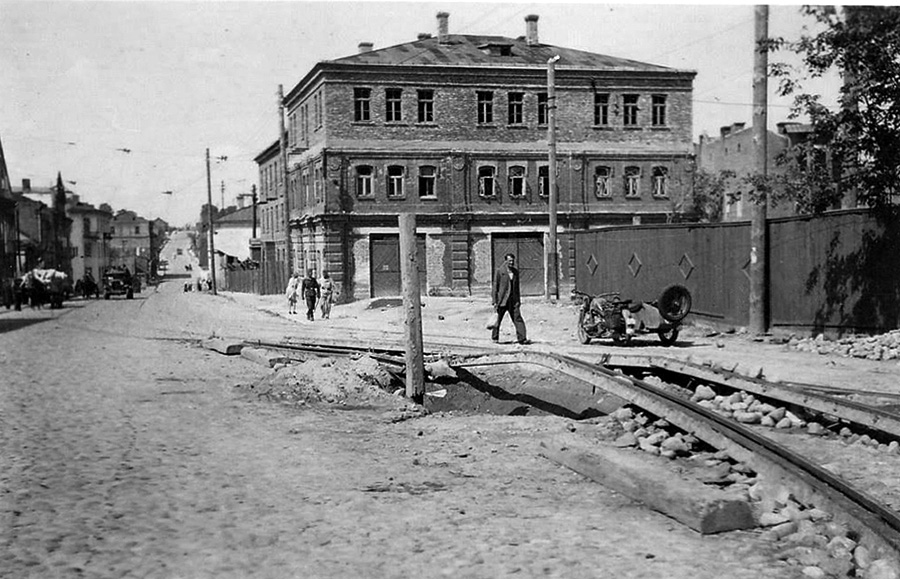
[329,34,677,72]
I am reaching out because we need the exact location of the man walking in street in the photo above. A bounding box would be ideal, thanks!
[491,253,529,344]
[301,269,321,321]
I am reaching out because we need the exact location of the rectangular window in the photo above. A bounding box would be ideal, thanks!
[538,165,550,197]
[354,88,371,122]
[508,165,526,197]
[477,91,493,124]
[478,166,496,197]
[537,93,548,125]
[594,93,610,126]
[387,165,405,198]
[625,166,641,197]
[418,165,436,198]
[417,90,434,123]
[651,94,667,126]
[314,165,323,203]
[623,94,639,126]
[356,166,374,197]
[507,92,524,125]
[84,242,92,258]
[594,166,612,198]
[134,226,140,234]
[652,166,668,197]
[386,88,402,122]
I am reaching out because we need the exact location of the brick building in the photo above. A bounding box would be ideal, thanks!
[257,12,696,300]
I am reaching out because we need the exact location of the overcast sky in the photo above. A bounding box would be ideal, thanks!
[0,1,839,226]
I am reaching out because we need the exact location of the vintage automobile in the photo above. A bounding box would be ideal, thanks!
[103,268,134,300]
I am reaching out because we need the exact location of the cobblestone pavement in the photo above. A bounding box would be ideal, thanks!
[1,281,803,579]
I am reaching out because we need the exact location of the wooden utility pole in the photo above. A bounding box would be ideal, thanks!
[546,55,561,301]
[749,5,768,334]
[206,147,217,295]
[251,184,258,238]
[399,213,424,404]
[278,84,292,274]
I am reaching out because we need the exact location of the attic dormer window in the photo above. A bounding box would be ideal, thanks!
[479,43,513,57]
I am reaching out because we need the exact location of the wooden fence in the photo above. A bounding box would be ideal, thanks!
[573,209,900,335]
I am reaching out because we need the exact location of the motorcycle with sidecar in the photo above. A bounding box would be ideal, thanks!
[572,284,692,346]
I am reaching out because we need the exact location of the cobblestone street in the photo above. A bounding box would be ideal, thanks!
[0,281,822,578]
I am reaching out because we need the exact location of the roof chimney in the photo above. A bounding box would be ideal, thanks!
[358,42,373,54]
[437,11,449,44]
[525,14,539,45]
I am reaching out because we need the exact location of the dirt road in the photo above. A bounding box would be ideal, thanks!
[0,279,873,578]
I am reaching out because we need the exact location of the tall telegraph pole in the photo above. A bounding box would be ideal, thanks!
[206,148,217,295]
[749,5,769,334]
[546,55,561,301]
[278,84,292,275]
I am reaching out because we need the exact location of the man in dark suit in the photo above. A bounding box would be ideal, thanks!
[491,253,530,344]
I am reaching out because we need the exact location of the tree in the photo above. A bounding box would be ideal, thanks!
[688,169,735,223]
[770,6,900,215]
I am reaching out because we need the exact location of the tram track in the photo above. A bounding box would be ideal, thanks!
[239,335,900,560]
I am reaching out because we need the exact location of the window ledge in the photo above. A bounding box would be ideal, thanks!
[385,123,411,127]
[649,126,671,131]
[351,121,376,126]
[506,124,529,130]
[592,125,615,131]
[476,124,498,129]
[414,123,438,128]
[623,126,644,131]
[419,196,438,200]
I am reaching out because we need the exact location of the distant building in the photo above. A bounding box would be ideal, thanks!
[695,121,846,222]
[256,12,696,300]
[10,178,72,274]
[67,197,113,282]
[0,135,16,285]
[211,206,254,290]
[109,210,153,278]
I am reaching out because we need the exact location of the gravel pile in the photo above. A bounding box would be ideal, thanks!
[789,330,900,362]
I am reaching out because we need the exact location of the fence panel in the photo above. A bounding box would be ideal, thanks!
[574,210,899,333]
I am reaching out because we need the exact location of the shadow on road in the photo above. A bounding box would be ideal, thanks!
[0,317,53,334]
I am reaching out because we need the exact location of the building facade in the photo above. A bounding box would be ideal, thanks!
[695,121,849,222]
[258,12,696,300]
[109,210,153,279]
[67,197,113,283]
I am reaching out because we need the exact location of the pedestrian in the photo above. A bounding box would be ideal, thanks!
[301,268,321,321]
[285,272,300,314]
[491,253,530,344]
[319,271,334,319]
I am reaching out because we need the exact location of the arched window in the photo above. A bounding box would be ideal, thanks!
[508,165,526,198]
[387,165,405,198]
[478,166,496,197]
[355,165,374,198]
[624,166,641,198]
[652,166,669,197]
[594,166,612,198]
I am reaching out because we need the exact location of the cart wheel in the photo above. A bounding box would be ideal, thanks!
[658,327,679,346]
[577,310,591,344]
[658,285,692,323]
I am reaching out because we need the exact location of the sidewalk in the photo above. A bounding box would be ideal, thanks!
[220,289,900,393]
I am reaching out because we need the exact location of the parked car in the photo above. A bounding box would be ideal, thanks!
[103,268,134,300]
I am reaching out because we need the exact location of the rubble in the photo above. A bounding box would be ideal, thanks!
[789,330,900,362]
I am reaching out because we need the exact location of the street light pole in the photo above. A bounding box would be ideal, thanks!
[206,147,218,295]
[546,55,561,301]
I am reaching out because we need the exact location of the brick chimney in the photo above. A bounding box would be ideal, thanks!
[437,11,449,44]
[358,42,373,54]
[22,178,30,192]
[525,14,539,45]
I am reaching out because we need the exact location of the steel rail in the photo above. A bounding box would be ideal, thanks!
[236,336,900,555]
[457,350,900,557]
[590,353,900,440]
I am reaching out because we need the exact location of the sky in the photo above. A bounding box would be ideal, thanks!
[0,1,840,227]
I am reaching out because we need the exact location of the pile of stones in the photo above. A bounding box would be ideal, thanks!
[789,330,900,362]
[607,405,900,578]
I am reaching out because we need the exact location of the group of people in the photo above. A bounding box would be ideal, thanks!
[286,269,334,321]
[282,255,527,340]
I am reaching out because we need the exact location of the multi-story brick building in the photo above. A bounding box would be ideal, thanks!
[258,12,696,300]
